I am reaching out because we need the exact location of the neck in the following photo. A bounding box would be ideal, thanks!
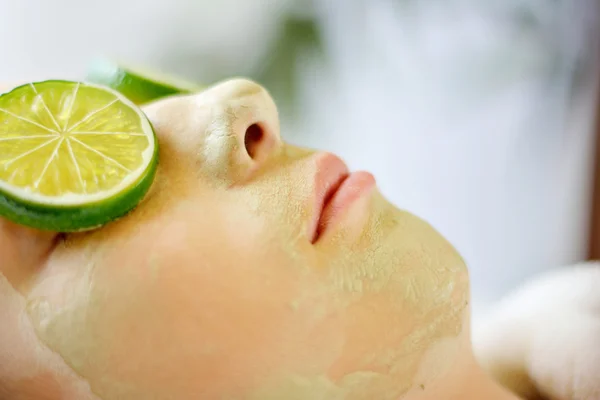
[406,353,521,400]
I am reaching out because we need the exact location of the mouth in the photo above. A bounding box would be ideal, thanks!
[309,153,376,243]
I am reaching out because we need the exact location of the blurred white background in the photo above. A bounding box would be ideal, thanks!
[1,0,599,318]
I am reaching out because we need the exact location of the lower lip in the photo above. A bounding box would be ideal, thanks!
[315,170,376,241]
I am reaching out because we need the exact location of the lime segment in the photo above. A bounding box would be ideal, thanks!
[0,80,158,232]
[86,58,203,105]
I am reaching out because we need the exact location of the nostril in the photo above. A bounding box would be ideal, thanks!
[244,123,265,160]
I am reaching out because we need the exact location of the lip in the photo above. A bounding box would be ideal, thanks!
[309,153,376,243]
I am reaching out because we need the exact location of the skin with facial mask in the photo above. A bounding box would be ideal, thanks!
[0,79,598,400]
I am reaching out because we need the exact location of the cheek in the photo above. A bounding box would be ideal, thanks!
[0,273,96,400]
[96,245,343,398]
[26,220,345,399]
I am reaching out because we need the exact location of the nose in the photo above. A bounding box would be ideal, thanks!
[202,78,282,164]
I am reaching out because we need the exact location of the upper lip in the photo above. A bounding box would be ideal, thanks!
[309,152,350,243]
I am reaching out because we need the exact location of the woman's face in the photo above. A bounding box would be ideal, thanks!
[17,79,470,400]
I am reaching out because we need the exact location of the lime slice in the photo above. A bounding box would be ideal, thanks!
[86,58,203,105]
[0,80,158,232]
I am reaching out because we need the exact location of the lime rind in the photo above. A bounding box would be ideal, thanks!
[0,152,157,232]
[0,80,159,232]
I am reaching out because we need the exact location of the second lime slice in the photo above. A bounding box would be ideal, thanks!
[86,59,203,105]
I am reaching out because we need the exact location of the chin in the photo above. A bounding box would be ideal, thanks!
[311,193,472,397]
